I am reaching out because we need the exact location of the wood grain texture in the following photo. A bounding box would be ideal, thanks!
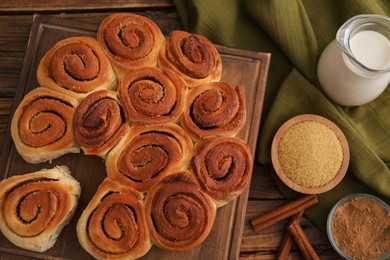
[0,0,173,12]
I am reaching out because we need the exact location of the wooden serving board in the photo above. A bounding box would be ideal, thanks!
[0,14,270,260]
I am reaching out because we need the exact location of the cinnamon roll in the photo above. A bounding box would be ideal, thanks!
[145,171,216,251]
[37,36,117,100]
[73,90,129,158]
[105,123,193,193]
[158,30,222,88]
[77,178,151,259]
[11,87,80,164]
[97,13,166,79]
[191,137,253,207]
[118,67,187,124]
[181,82,247,141]
[0,166,81,252]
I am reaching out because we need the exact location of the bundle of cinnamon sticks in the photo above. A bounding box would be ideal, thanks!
[251,194,320,260]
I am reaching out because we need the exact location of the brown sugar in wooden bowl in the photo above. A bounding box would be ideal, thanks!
[271,114,350,194]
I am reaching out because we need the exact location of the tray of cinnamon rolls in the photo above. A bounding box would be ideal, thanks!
[0,12,270,260]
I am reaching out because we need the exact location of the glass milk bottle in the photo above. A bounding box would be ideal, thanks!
[317,14,390,106]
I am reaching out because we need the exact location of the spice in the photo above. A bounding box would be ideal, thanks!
[278,120,343,188]
[251,195,318,232]
[288,214,320,260]
[276,211,304,260]
[331,196,390,260]
[251,195,320,259]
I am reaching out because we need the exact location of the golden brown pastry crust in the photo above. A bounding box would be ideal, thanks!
[191,137,253,207]
[77,178,151,260]
[144,171,216,251]
[97,13,166,80]
[118,67,187,125]
[37,36,117,100]
[158,30,222,88]
[181,82,247,142]
[11,87,80,164]
[5,12,254,257]
[0,166,81,252]
[105,123,193,193]
[73,89,130,158]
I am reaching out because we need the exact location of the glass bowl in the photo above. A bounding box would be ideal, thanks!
[327,193,390,260]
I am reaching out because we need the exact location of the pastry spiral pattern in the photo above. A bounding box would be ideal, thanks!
[106,123,193,193]
[158,30,222,87]
[73,90,129,158]
[37,36,117,100]
[118,67,187,124]
[0,166,81,252]
[97,13,165,79]
[191,137,253,206]
[145,171,216,251]
[181,82,247,141]
[5,12,253,257]
[77,178,151,259]
[11,87,80,164]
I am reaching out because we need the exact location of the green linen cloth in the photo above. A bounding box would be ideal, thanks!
[173,0,390,230]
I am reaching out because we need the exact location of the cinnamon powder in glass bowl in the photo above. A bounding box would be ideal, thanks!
[327,193,390,260]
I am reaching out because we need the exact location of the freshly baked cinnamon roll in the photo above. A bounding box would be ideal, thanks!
[105,123,193,193]
[144,171,216,251]
[158,30,222,88]
[191,137,253,207]
[73,90,129,158]
[11,87,80,164]
[77,178,151,259]
[0,166,81,252]
[118,67,187,124]
[181,82,247,141]
[37,36,117,100]
[97,13,165,79]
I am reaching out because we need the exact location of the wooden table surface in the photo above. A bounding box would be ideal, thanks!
[0,1,341,259]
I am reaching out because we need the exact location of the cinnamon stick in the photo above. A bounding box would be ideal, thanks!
[287,217,320,260]
[276,227,293,260]
[276,211,304,259]
[251,195,317,232]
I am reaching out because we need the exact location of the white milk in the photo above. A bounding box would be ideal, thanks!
[317,30,390,106]
[350,30,390,70]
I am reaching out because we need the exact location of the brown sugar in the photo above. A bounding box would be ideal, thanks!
[278,120,343,188]
[331,196,390,260]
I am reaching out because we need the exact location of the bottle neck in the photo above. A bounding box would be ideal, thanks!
[337,14,390,76]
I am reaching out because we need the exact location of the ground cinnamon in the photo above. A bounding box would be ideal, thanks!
[251,195,318,232]
[331,196,390,260]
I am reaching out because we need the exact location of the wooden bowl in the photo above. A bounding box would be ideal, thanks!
[271,114,350,194]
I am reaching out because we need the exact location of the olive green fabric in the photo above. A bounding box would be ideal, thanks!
[173,0,390,230]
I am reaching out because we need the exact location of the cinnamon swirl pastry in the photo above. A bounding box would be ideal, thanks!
[37,36,117,100]
[118,67,187,124]
[97,13,165,79]
[191,137,253,207]
[181,82,247,141]
[105,123,193,193]
[77,178,151,259]
[0,166,81,252]
[145,171,216,251]
[73,90,129,158]
[158,30,222,88]
[11,87,80,164]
